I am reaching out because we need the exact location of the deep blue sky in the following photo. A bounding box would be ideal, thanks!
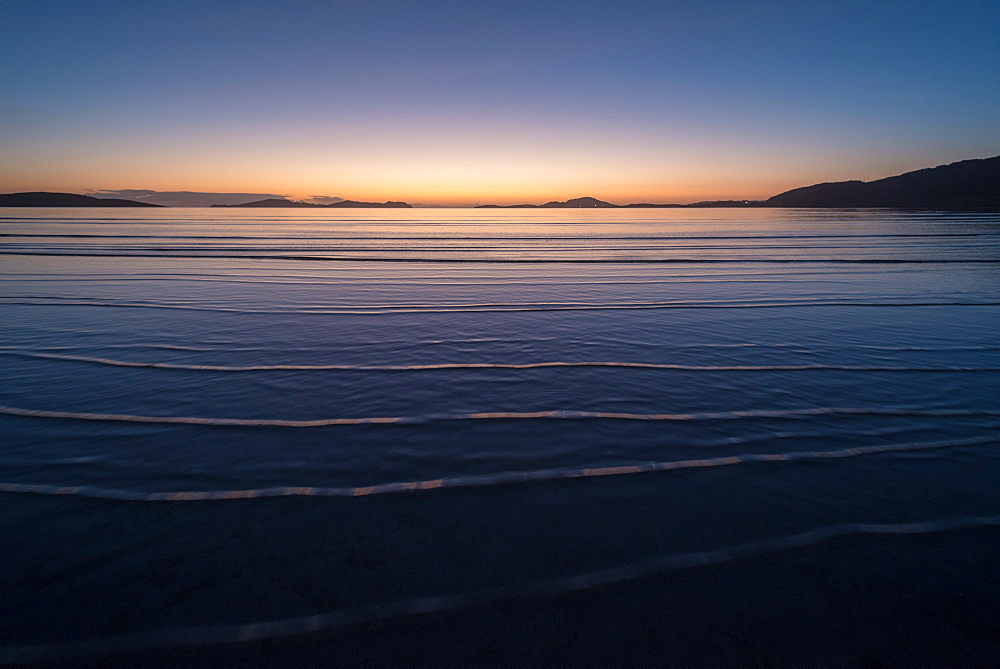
[2,0,997,203]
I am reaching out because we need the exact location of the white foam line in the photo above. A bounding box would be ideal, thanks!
[3,350,998,373]
[1,515,996,662]
[2,405,998,428]
[0,435,995,502]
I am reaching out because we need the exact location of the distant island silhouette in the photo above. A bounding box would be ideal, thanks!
[2,156,997,208]
[476,196,758,208]
[210,199,412,208]
[0,192,164,207]
[478,196,621,208]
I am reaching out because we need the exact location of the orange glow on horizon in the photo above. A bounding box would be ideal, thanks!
[0,153,847,206]
[1,114,924,206]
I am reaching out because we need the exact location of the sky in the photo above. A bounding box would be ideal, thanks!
[2,0,997,205]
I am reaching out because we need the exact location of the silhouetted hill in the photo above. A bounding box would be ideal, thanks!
[324,200,412,208]
[684,200,764,208]
[211,198,318,208]
[213,198,412,208]
[0,192,163,207]
[476,196,766,208]
[541,197,618,208]
[477,196,618,208]
[765,157,1000,208]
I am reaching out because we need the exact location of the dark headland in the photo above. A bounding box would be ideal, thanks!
[763,156,1000,208]
[2,156,997,208]
[0,192,164,207]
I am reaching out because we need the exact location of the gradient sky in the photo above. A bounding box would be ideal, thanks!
[2,0,997,205]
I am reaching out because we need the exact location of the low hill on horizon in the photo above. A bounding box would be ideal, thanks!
[0,192,163,207]
[211,198,412,208]
[476,196,763,208]
[542,197,618,208]
[478,197,621,208]
[327,200,411,209]
[211,198,315,208]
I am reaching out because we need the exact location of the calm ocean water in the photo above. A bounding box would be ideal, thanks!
[2,207,999,665]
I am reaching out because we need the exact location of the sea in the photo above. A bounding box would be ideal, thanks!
[1,207,998,665]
